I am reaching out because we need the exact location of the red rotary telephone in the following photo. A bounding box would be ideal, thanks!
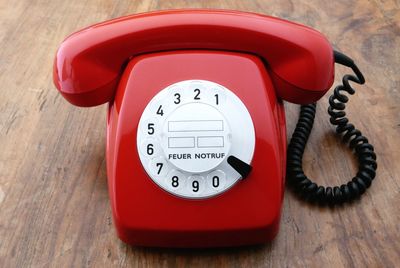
[53,10,377,247]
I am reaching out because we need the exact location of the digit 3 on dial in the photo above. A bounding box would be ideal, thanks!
[137,80,255,199]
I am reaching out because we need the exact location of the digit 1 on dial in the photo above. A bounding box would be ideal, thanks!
[214,94,219,105]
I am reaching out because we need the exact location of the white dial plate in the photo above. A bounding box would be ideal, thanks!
[137,80,255,199]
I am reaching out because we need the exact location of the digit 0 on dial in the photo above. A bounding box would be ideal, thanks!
[137,80,255,199]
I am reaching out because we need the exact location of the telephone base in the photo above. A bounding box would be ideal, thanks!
[106,50,286,247]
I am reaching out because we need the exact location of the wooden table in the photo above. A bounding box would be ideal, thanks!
[1,0,399,267]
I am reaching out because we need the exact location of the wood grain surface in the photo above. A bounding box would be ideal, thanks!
[0,0,399,267]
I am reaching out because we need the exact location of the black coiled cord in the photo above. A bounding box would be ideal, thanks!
[287,51,377,206]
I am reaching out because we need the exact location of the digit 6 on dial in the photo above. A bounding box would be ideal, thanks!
[140,138,160,158]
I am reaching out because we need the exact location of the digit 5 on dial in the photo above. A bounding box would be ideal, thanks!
[53,10,376,247]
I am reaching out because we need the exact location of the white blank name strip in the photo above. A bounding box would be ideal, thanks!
[197,136,224,148]
[168,137,195,148]
[168,120,223,132]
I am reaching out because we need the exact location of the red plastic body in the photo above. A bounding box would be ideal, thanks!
[53,9,334,106]
[52,10,337,247]
[106,51,286,247]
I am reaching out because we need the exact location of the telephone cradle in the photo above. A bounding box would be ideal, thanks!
[53,10,377,247]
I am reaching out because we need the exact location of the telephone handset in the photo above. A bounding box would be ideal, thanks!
[53,10,377,247]
[53,9,334,106]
